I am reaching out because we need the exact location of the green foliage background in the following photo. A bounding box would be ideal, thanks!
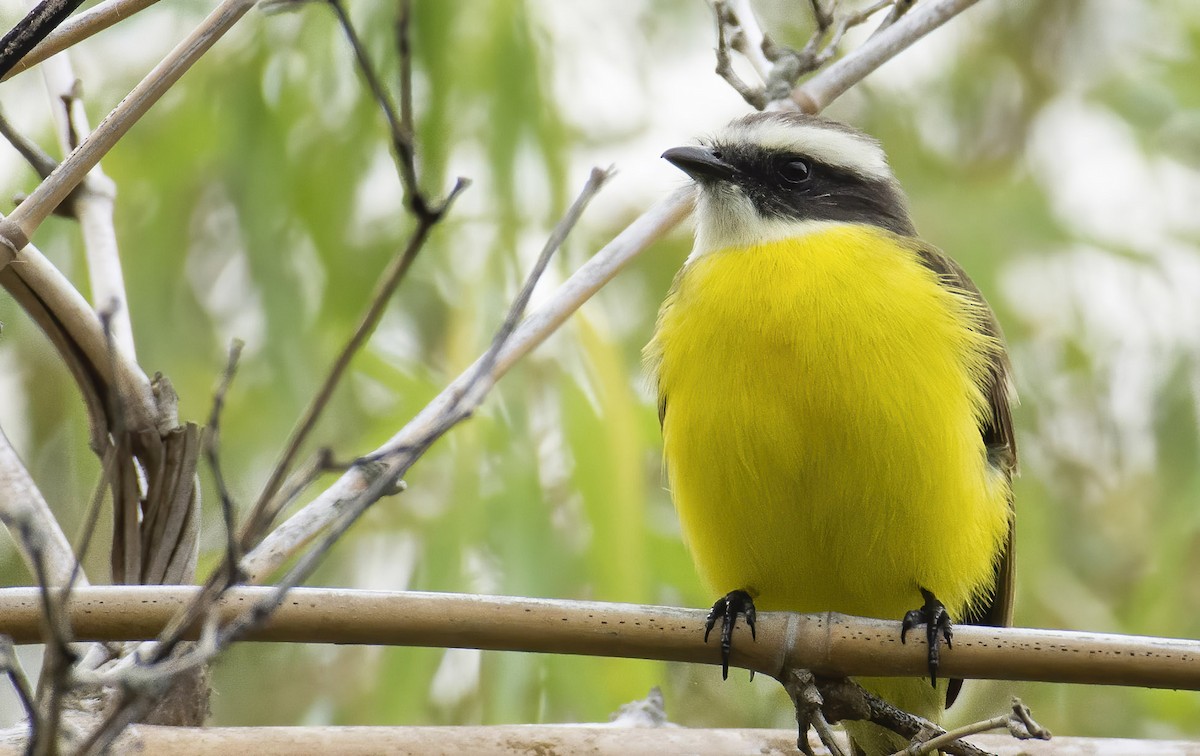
[1,0,1199,741]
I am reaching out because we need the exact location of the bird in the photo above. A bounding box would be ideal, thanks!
[645,111,1016,755]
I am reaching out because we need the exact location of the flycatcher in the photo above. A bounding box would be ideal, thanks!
[646,112,1016,754]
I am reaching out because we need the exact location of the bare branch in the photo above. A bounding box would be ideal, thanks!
[0,107,60,178]
[0,588,1193,693]
[1,0,163,81]
[37,24,139,363]
[30,725,1193,755]
[715,0,916,109]
[713,2,768,110]
[0,0,257,254]
[791,0,983,113]
[248,0,468,533]
[467,166,614,400]
[0,636,36,737]
[0,0,88,80]
[205,341,246,587]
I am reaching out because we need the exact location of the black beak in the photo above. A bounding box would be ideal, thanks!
[662,146,737,182]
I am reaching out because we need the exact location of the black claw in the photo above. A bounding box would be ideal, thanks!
[704,589,756,680]
[900,587,953,687]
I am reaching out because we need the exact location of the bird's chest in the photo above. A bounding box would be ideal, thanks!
[651,231,997,613]
[655,234,979,442]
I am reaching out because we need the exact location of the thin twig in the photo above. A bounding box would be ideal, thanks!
[205,340,246,587]
[328,0,435,218]
[792,0,983,112]
[713,1,768,110]
[0,107,60,178]
[902,714,1007,755]
[28,526,78,756]
[0,636,37,737]
[248,0,467,533]
[40,49,137,362]
[395,0,415,167]
[67,446,114,596]
[458,166,614,410]
[901,696,1053,754]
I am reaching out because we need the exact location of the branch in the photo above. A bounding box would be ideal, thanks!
[32,723,1172,756]
[0,0,256,254]
[1,0,163,82]
[0,236,158,442]
[205,341,246,587]
[0,5,262,450]
[0,588,1194,692]
[0,0,88,80]
[790,0,981,113]
[715,0,913,110]
[36,13,137,361]
[0,637,36,737]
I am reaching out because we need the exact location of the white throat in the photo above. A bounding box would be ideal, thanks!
[686,186,840,262]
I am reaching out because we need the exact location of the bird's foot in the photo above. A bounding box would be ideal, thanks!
[704,589,757,680]
[900,587,953,686]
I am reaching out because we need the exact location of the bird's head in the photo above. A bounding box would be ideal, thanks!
[662,112,915,258]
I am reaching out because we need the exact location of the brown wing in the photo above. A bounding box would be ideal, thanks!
[911,241,1018,706]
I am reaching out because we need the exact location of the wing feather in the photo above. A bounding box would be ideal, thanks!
[912,242,1017,707]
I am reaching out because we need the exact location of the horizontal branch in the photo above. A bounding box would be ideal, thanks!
[5,725,1174,756]
[0,587,1195,691]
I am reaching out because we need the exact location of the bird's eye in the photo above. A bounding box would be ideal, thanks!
[778,158,812,184]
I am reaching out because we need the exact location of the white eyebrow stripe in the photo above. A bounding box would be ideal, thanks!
[717,119,892,181]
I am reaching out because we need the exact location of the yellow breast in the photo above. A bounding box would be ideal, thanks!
[648,224,1009,620]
